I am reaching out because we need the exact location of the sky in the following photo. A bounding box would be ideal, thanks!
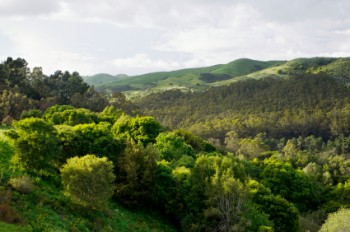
[1,0,350,76]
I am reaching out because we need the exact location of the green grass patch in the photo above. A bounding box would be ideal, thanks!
[0,221,31,232]
[8,177,177,232]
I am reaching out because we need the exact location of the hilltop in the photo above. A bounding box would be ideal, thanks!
[83,73,128,86]
[92,59,285,97]
[89,57,350,98]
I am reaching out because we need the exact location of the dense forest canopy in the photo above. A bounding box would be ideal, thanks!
[137,73,350,141]
[1,57,350,231]
[0,57,137,124]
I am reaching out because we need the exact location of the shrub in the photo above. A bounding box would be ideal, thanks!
[8,175,34,194]
[0,203,21,224]
[319,208,350,232]
[60,154,116,210]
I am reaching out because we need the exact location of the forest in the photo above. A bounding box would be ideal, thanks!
[0,57,350,231]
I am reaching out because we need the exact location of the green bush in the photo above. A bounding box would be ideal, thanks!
[61,154,116,210]
[8,175,34,194]
[319,208,350,232]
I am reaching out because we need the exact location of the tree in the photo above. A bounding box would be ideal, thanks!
[115,142,157,207]
[55,125,81,164]
[261,158,322,211]
[6,118,61,175]
[154,132,195,162]
[98,105,123,124]
[258,195,299,232]
[319,208,350,232]
[112,116,162,146]
[204,169,248,232]
[73,122,123,162]
[44,106,98,126]
[60,154,115,210]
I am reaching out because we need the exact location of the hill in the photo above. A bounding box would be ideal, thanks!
[83,73,128,86]
[95,57,350,98]
[95,59,285,97]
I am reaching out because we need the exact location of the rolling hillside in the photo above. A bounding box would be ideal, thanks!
[83,73,128,86]
[91,57,350,98]
[94,59,285,97]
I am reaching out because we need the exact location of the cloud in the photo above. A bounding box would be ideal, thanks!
[0,0,61,17]
[111,53,180,74]
[1,0,350,75]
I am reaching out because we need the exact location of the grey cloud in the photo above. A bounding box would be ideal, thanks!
[0,0,61,16]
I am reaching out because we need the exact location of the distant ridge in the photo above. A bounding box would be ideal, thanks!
[83,73,128,86]
[90,57,350,98]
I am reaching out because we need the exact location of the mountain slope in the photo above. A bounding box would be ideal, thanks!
[96,59,285,96]
[83,73,128,86]
[94,57,350,99]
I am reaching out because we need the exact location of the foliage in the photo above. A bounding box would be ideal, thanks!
[8,175,34,194]
[6,118,61,175]
[112,115,162,146]
[60,154,116,210]
[137,73,350,142]
[319,208,350,232]
[20,109,42,120]
[0,221,31,232]
[258,195,299,232]
[54,125,81,164]
[115,142,157,208]
[73,122,123,162]
[3,55,350,231]
[261,158,322,211]
[0,139,15,181]
[45,106,98,126]
[0,203,22,224]
[98,105,123,124]
[0,57,112,123]
[154,132,195,162]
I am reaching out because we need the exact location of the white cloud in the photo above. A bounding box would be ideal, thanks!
[1,0,350,75]
[111,54,180,74]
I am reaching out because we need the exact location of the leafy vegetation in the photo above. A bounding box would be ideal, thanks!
[2,56,350,231]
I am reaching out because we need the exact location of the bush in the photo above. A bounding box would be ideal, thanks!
[0,203,21,224]
[60,154,116,210]
[8,175,34,194]
[319,208,350,232]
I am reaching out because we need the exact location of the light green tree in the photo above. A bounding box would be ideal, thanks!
[60,154,116,210]
[319,208,350,232]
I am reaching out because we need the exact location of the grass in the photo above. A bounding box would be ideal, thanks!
[96,57,350,100]
[4,176,177,232]
[0,133,177,232]
[0,221,31,232]
[97,58,286,98]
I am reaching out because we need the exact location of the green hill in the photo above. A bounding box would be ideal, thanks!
[96,59,285,97]
[83,73,128,86]
[95,57,350,99]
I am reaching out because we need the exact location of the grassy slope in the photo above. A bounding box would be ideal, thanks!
[91,57,350,99]
[0,131,176,232]
[83,74,128,86]
[213,57,350,86]
[0,222,31,232]
[96,59,285,96]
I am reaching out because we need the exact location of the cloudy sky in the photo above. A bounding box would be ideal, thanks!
[1,0,350,76]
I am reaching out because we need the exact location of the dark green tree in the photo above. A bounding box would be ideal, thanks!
[115,142,157,207]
